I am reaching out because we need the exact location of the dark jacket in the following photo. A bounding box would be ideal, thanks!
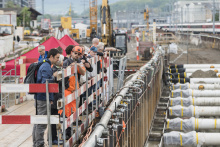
[81,55,93,72]
[63,57,76,68]
[35,59,54,101]
[38,51,48,62]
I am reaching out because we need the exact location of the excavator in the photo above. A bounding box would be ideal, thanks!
[100,0,127,54]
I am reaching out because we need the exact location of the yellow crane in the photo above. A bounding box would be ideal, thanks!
[144,8,150,32]
[89,0,98,40]
[100,0,113,46]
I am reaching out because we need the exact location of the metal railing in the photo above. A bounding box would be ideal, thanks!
[83,49,164,147]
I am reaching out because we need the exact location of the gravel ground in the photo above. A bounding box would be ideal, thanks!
[169,43,220,64]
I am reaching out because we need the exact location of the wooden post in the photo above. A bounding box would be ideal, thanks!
[17,56,26,104]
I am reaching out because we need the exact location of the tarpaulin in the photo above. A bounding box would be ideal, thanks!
[3,37,67,76]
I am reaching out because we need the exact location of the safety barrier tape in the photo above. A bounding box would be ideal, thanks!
[0,83,59,93]
[0,115,59,124]
[66,110,96,147]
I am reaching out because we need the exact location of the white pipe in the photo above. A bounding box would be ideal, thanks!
[164,131,220,146]
[174,96,220,99]
[171,89,220,98]
[166,117,220,131]
[190,78,220,84]
[186,73,220,78]
[184,64,220,69]
[185,68,220,73]
[169,105,220,117]
[171,83,220,90]
[169,97,220,106]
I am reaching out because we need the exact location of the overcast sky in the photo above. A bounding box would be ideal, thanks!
[36,0,121,15]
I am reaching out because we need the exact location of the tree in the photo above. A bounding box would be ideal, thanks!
[17,7,31,27]
[215,13,219,21]
[5,1,20,8]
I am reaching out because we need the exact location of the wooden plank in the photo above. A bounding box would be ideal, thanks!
[7,124,33,147]
[20,56,26,104]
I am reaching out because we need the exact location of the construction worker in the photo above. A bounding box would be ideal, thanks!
[60,46,86,139]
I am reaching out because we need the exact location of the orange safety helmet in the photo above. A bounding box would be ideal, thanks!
[73,46,83,54]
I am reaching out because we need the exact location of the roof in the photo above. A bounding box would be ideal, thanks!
[0,7,41,16]
[60,35,79,47]
[4,36,66,75]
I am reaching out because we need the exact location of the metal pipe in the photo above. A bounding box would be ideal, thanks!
[167,117,220,131]
[171,89,220,98]
[46,80,52,147]
[75,63,79,140]
[164,131,220,146]
[184,68,220,73]
[171,83,220,90]
[169,105,220,117]
[190,78,220,84]
[62,69,66,146]
[186,72,220,78]
[171,64,220,69]
[169,97,220,106]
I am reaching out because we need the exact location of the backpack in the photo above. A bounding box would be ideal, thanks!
[24,60,50,84]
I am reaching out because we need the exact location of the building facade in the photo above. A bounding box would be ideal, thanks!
[27,0,35,9]
[0,0,29,8]
[172,0,220,23]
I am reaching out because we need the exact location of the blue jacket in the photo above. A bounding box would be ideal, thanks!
[38,51,48,62]
[35,59,54,101]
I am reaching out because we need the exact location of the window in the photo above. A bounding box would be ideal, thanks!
[0,4,2,8]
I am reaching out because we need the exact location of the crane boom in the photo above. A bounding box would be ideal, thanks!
[90,0,97,39]
[101,0,113,46]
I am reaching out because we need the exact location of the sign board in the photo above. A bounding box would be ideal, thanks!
[61,17,72,29]
[41,19,51,30]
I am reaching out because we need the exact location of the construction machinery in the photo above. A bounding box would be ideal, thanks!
[89,0,98,40]
[100,0,127,52]
[100,0,113,46]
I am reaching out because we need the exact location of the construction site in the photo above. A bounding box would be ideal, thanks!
[1,0,220,147]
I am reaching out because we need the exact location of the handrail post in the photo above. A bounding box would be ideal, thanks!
[62,69,66,146]
[46,80,52,147]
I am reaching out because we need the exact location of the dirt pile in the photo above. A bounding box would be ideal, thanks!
[189,70,217,78]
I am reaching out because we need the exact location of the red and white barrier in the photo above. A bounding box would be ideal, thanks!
[64,87,103,129]
[0,83,59,93]
[66,110,96,147]
[0,115,59,124]
[60,73,102,106]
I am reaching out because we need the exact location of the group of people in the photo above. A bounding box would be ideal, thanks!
[32,38,117,147]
